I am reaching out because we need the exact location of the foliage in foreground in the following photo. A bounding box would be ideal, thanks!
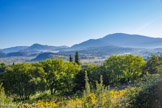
[0,84,18,108]
[19,74,162,108]
[0,54,162,108]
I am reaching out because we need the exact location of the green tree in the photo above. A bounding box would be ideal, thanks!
[69,55,73,62]
[146,55,162,74]
[104,54,146,84]
[2,62,47,99]
[41,59,63,95]
[75,51,80,65]
[74,64,107,92]
[0,63,6,73]
[41,59,81,94]
[63,62,81,93]
[2,63,33,99]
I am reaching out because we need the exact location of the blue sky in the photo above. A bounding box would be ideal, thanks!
[0,0,162,48]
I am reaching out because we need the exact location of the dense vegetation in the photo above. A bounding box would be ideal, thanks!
[0,54,162,107]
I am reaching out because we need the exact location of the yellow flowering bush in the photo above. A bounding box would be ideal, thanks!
[19,88,131,108]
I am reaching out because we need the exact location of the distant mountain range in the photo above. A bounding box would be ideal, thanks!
[20,44,68,52]
[1,33,162,62]
[72,33,162,49]
[2,33,162,54]
[1,46,28,53]
[0,43,69,53]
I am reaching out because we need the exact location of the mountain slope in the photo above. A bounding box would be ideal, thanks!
[60,45,134,56]
[100,33,162,48]
[1,46,28,53]
[31,52,55,61]
[72,39,110,49]
[72,33,162,49]
[6,52,30,57]
[20,43,68,52]
[1,44,69,53]
[0,51,6,58]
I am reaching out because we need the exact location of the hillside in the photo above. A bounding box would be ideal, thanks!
[72,33,162,49]
[1,44,69,53]
[31,52,55,61]
[21,43,68,52]
[1,46,28,53]
[60,45,134,56]
[1,33,162,63]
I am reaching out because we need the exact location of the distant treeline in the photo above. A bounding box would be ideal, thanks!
[0,54,162,100]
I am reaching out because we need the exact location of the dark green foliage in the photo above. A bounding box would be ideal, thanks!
[74,55,147,92]
[146,55,162,74]
[73,69,85,92]
[69,55,73,62]
[2,63,47,99]
[127,81,162,108]
[74,64,103,91]
[0,54,161,104]
[0,59,81,99]
[0,63,6,73]
[75,51,80,65]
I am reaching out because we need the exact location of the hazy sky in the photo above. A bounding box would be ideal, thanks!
[1,0,162,48]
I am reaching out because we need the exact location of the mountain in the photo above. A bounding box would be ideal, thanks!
[1,44,69,53]
[101,33,162,48]
[0,51,6,58]
[31,52,55,61]
[79,45,134,55]
[1,33,162,63]
[72,39,111,49]
[6,52,30,57]
[72,33,162,49]
[20,43,68,52]
[1,46,28,53]
[60,45,134,56]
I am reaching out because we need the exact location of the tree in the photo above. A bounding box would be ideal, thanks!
[69,55,73,62]
[75,51,80,65]
[2,62,47,99]
[146,55,162,74]
[2,63,33,99]
[104,54,146,84]
[0,63,6,73]
[74,64,103,91]
[63,62,81,93]
[41,59,81,94]
[41,59,64,95]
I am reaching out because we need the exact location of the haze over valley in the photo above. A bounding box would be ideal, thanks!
[1,33,162,64]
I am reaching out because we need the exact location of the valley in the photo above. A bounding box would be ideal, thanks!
[1,33,162,64]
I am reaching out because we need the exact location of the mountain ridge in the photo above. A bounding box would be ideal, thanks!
[1,33,162,54]
[1,43,69,53]
[72,33,162,49]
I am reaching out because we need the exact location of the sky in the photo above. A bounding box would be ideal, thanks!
[0,0,162,48]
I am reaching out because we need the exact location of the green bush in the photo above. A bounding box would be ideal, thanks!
[0,83,18,108]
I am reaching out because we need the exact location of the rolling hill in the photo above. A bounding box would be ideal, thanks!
[31,52,55,61]
[1,46,28,53]
[1,44,69,53]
